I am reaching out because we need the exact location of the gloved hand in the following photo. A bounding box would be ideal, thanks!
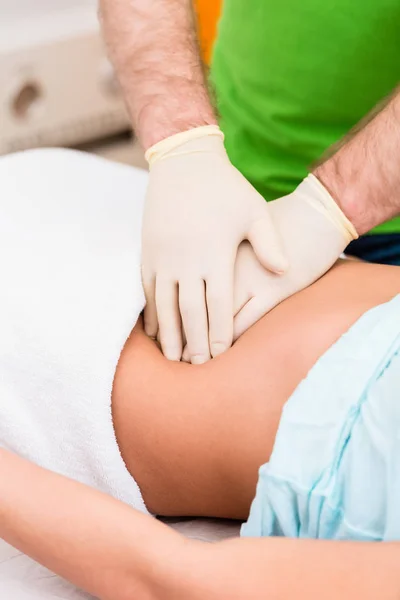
[180,173,358,361]
[141,125,288,364]
[232,174,359,339]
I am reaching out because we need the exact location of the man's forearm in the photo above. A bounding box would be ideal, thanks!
[99,0,216,149]
[314,88,400,235]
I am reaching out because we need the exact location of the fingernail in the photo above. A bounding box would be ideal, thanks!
[210,342,227,357]
[191,354,208,365]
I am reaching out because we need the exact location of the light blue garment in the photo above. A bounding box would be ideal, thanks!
[242,294,400,541]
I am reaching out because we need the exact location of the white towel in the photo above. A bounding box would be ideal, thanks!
[0,148,150,598]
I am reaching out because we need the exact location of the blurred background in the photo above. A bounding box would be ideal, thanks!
[0,0,222,168]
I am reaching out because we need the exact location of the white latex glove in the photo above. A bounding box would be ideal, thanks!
[233,174,359,338]
[182,173,358,360]
[141,125,288,364]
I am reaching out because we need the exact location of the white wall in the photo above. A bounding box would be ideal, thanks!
[0,0,97,19]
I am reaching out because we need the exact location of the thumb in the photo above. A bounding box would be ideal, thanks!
[247,217,288,274]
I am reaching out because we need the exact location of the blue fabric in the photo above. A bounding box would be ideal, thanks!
[346,234,400,266]
[242,295,400,541]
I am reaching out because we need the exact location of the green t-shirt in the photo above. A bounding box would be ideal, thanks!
[211,0,400,234]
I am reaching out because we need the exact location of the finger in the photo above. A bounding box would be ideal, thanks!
[142,268,158,338]
[233,296,277,341]
[179,279,210,365]
[206,268,234,359]
[247,217,289,274]
[182,345,190,363]
[155,330,162,351]
[155,278,182,361]
[181,327,188,359]
[172,326,188,362]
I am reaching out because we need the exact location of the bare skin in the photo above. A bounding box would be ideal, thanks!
[1,259,400,600]
[100,0,400,235]
[314,87,400,234]
[113,259,400,519]
[99,0,216,149]
[99,1,400,369]
[2,447,400,600]
[99,0,400,234]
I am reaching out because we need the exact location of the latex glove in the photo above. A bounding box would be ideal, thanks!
[181,173,358,361]
[141,125,288,364]
[232,174,358,338]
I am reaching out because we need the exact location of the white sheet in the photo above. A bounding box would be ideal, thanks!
[0,149,241,599]
[164,518,241,542]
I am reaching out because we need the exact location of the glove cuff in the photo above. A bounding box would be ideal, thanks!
[145,125,224,167]
[301,174,359,243]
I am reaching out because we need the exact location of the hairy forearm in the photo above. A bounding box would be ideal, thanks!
[0,449,194,600]
[194,536,400,600]
[314,88,400,235]
[99,0,216,149]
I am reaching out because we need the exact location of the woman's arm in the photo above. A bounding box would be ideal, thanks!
[1,448,400,600]
[195,536,400,600]
[0,448,195,600]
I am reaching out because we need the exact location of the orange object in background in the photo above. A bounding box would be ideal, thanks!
[195,0,222,64]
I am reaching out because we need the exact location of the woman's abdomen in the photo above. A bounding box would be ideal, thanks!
[114,261,400,519]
